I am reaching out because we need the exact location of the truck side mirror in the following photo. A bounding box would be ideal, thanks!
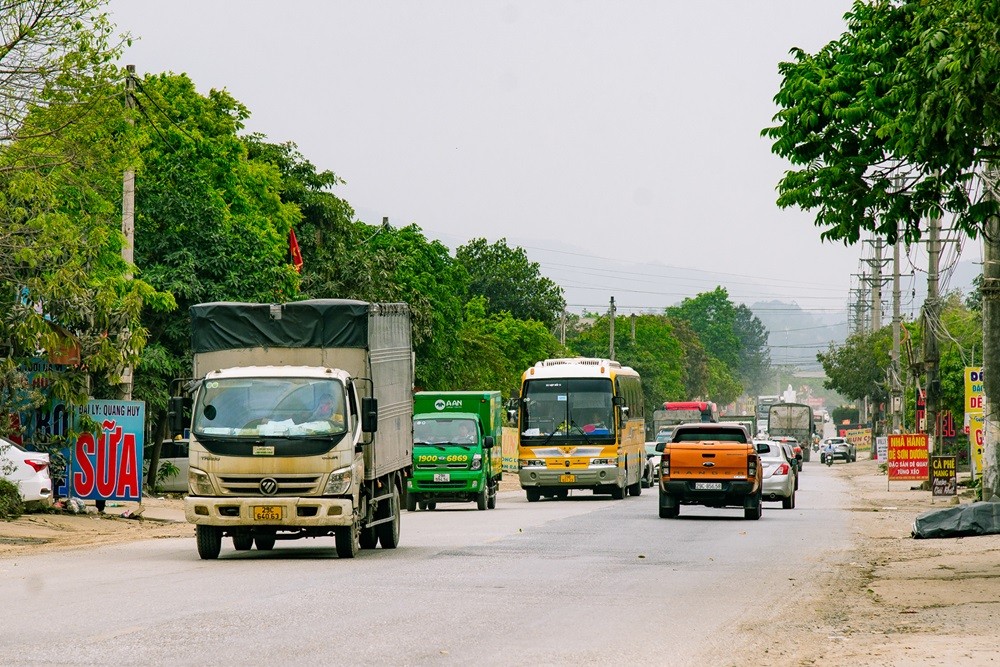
[361,396,379,433]
[168,396,190,435]
[483,436,494,449]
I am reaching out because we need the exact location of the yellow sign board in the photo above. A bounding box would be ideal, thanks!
[965,367,985,415]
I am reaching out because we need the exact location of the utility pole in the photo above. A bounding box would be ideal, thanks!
[981,168,1000,499]
[609,296,616,361]
[560,309,566,347]
[121,64,136,401]
[924,209,941,457]
[891,228,902,434]
[630,313,636,344]
[871,239,884,330]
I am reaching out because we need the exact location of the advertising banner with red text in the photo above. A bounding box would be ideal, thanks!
[888,433,929,481]
[59,400,145,502]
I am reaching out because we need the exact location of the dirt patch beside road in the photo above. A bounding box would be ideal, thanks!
[801,456,1000,666]
[0,496,191,558]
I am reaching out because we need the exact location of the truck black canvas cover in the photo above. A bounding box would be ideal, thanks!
[191,299,376,352]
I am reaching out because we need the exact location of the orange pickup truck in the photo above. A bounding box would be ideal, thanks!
[658,422,763,520]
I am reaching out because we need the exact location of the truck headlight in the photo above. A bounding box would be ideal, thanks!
[324,466,353,495]
[471,454,483,471]
[189,468,215,496]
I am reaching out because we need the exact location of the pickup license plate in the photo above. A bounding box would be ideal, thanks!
[433,473,451,482]
[695,482,723,491]
[560,474,576,483]
[253,505,283,521]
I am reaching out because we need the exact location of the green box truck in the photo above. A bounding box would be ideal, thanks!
[408,391,503,511]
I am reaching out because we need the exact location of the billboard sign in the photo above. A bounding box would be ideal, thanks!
[888,433,929,481]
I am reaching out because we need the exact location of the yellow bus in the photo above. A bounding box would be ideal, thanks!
[516,357,645,502]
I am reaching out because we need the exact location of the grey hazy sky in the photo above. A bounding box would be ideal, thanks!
[108,1,912,314]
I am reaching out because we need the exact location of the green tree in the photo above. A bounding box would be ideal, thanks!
[456,238,565,329]
[763,0,1000,491]
[734,304,773,394]
[667,287,741,370]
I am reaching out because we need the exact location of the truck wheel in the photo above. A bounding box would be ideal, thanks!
[196,525,222,560]
[526,488,541,503]
[232,531,253,551]
[406,492,417,512]
[359,527,378,549]
[476,486,488,510]
[254,533,276,551]
[426,501,436,510]
[376,486,401,549]
[335,522,360,559]
[487,482,497,509]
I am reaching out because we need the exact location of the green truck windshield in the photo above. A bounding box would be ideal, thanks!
[414,418,478,445]
[193,377,348,438]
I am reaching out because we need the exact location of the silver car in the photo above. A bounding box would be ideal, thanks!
[755,440,796,509]
[821,437,856,463]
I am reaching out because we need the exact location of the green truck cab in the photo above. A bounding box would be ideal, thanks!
[407,391,503,511]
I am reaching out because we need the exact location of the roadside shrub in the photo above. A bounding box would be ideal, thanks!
[0,478,24,521]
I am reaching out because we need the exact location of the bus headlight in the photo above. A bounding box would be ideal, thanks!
[189,468,215,496]
[590,458,615,466]
[471,454,483,471]
[324,466,353,495]
[520,459,544,469]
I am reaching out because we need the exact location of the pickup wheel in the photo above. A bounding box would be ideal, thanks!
[526,488,541,503]
[232,531,253,551]
[659,503,679,519]
[744,494,763,520]
[376,485,401,549]
[196,525,222,560]
[335,522,360,559]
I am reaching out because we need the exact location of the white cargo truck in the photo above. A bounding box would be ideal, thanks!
[170,299,413,559]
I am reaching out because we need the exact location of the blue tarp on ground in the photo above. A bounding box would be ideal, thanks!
[911,500,1000,539]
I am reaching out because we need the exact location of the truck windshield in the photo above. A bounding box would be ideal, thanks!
[193,377,348,438]
[414,418,477,445]
[521,378,615,441]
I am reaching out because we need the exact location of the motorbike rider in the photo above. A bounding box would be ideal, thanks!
[822,439,835,465]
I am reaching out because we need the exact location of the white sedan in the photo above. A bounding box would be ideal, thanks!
[0,437,53,507]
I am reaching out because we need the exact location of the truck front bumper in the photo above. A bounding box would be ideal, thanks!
[184,496,355,528]
[408,470,486,498]
[519,465,622,489]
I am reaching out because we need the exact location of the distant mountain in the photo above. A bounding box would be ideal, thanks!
[750,301,848,371]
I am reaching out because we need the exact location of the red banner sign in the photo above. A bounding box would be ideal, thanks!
[888,433,929,480]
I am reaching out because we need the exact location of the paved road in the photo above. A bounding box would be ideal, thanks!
[0,466,851,666]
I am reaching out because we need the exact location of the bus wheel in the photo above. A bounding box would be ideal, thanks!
[610,481,626,500]
[627,477,642,497]
[526,488,541,502]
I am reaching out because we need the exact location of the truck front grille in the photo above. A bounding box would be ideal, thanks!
[415,462,469,470]
[217,474,323,496]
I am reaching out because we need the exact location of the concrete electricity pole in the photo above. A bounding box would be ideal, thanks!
[981,169,1000,498]
[924,210,941,456]
[609,296,616,361]
[121,64,136,401]
[891,228,902,434]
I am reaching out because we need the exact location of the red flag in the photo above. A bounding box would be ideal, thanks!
[289,228,303,272]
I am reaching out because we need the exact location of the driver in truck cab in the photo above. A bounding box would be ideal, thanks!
[307,391,345,429]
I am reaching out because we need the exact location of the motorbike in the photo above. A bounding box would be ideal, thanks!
[824,450,834,466]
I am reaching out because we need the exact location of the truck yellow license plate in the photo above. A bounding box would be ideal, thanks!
[253,505,283,521]
[559,474,576,483]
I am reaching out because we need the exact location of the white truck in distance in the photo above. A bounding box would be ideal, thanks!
[171,299,413,560]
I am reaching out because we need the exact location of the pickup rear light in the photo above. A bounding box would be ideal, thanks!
[660,452,670,477]
[747,454,757,478]
[24,459,48,473]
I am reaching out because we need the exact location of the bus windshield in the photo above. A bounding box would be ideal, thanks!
[521,378,615,441]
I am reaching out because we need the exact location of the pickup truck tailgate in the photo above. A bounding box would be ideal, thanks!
[668,442,750,480]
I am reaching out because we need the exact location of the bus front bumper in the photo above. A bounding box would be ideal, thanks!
[519,466,622,489]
